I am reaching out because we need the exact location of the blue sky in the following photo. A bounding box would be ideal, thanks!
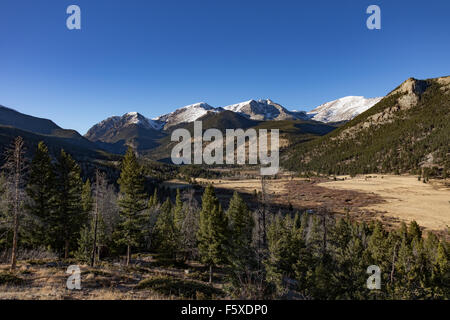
[0,0,449,134]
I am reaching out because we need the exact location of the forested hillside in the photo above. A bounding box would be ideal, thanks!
[285,77,450,177]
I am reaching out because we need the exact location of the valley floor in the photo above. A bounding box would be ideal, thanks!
[168,173,449,236]
[318,175,450,234]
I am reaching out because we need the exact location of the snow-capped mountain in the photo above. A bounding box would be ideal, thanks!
[85,96,382,144]
[224,99,309,121]
[307,96,383,123]
[154,102,221,129]
[85,112,163,142]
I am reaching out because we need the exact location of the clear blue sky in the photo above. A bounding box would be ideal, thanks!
[1,0,449,134]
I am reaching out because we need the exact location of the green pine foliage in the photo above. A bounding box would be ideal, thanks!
[52,149,85,258]
[25,142,55,246]
[116,147,148,265]
[197,185,228,282]
[264,213,449,299]
[153,197,178,259]
[226,192,254,268]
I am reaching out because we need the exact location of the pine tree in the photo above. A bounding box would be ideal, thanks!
[148,188,158,208]
[408,220,422,242]
[81,179,93,214]
[26,141,55,247]
[197,185,228,283]
[53,150,84,259]
[173,189,184,230]
[227,192,254,270]
[153,197,178,258]
[117,147,147,266]
[77,170,110,265]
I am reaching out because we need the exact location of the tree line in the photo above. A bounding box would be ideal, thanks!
[0,137,448,299]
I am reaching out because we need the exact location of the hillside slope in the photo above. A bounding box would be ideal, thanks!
[0,105,61,134]
[285,76,450,177]
[0,105,107,154]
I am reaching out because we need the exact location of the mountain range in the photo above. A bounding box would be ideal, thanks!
[1,76,448,177]
[84,96,379,145]
[82,96,379,156]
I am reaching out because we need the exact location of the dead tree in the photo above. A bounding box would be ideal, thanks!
[260,175,268,247]
[317,206,334,260]
[90,169,99,267]
[91,169,107,267]
[3,136,27,271]
[255,175,271,268]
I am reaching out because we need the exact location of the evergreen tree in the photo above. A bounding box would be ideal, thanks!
[148,188,158,208]
[76,171,110,265]
[173,189,184,230]
[197,185,228,283]
[26,141,55,247]
[76,179,94,263]
[227,192,254,270]
[53,150,84,259]
[81,179,93,214]
[117,147,147,265]
[153,197,178,258]
[408,220,422,242]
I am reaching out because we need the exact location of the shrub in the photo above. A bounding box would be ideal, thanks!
[0,272,25,286]
[135,275,223,299]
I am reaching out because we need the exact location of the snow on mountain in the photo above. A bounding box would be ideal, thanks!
[224,99,309,121]
[154,102,221,129]
[85,96,381,141]
[123,112,164,130]
[85,112,162,141]
[307,96,383,123]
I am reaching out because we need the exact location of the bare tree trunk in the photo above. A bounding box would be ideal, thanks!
[90,169,99,267]
[209,265,213,283]
[10,210,18,271]
[390,241,399,298]
[126,244,131,266]
[260,176,267,247]
[11,162,20,270]
[64,239,69,259]
[7,136,25,271]
[322,211,327,258]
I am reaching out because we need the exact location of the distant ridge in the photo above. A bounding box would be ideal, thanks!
[285,76,450,177]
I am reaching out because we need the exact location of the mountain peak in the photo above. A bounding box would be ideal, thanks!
[224,99,309,121]
[85,111,162,141]
[154,102,218,129]
[389,77,430,97]
[307,96,383,123]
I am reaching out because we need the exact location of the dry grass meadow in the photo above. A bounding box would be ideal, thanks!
[167,172,449,235]
[318,175,450,233]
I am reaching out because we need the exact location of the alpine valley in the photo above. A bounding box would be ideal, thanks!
[0,75,449,301]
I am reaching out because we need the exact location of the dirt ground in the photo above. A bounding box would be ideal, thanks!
[318,175,450,233]
[0,255,224,300]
